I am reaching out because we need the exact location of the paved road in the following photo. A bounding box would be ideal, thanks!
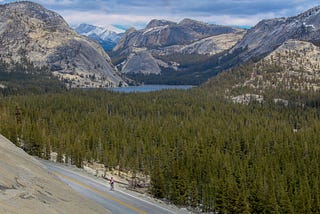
[40,160,186,214]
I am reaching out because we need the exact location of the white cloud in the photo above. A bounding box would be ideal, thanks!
[59,10,171,29]
[201,12,278,26]
[58,9,280,29]
[1,0,319,28]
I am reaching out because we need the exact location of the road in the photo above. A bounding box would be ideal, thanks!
[40,160,188,214]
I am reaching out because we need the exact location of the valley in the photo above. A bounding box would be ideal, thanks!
[1,1,320,213]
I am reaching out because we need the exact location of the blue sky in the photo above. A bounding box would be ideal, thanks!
[0,0,319,29]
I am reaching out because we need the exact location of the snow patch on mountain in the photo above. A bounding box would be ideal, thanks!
[75,23,124,51]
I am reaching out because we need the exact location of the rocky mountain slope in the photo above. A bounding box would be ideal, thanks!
[242,39,320,92]
[114,19,243,52]
[231,6,320,63]
[0,134,106,214]
[206,39,320,104]
[121,50,163,74]
[75,23,124,51]
[0,1,126,88]
[112,19,245,77]
[168,5,320,86]
[153,32,244,56]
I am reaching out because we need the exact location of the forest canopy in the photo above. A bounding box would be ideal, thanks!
[0,87,319,213]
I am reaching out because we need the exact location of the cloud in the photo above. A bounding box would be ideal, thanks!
[0,0,319,28]
[53,0,320,28]
[59,10,158,28]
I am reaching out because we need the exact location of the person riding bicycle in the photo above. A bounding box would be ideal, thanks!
[110,176,114,191]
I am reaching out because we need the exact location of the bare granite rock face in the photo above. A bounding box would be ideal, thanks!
[122,50,162,75]
[113,18,245,75]
[154,31,245,56]
[232,6,320,62]
[114,18,243,53]
[117,31,244,76]
[114,19,241,51]
[0,1,126,88]
[0,134,106,214]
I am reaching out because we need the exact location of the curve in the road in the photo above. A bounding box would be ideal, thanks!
[41,160,181,214]
[52,170,146,214]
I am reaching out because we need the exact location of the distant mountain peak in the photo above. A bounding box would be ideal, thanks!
[74,23,124,51]
[75,23,124,34]
[3,1,66,26]
[75,23,97,33]
[297,5,320,18]
[179,18,207,26]
[4,1,43,9]
[146,19,175,29]
[125,27,137,33]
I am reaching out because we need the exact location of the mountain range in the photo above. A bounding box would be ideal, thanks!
[110,6,320,86]
[74,23,124,51]
[112,19,245,78]
[0,1,320,90]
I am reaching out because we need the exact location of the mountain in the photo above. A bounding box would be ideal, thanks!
[231,6,320,63]
[154,32,244,56]
[0,134,106,213]
[204,6,320,103]
[166,5,320,86]
[121,50,162,74]
[114,18,243,53]
[112,6,320,86]
[111,18,245,83]
[75,23,124,51]
[240,39,320,92]
[205,39,320,105]
[0,1,126,88]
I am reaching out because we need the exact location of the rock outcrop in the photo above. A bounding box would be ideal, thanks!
[114,18,243,53]
[112,18,245,76]
[232,6,320,62]
[242,39,320,92]
[122,50,163,75]
[0,134,106,214]
[154,31,245,56]
[0,1,126,88]
[217,39,320,104]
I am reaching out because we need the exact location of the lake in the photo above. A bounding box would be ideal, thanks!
[106,85,194,93]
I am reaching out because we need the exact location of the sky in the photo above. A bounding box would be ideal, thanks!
[0,0,319,29]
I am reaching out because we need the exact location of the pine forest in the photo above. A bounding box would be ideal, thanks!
[0,84,320,213]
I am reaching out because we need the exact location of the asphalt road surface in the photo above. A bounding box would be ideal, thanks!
[40,160,188,214]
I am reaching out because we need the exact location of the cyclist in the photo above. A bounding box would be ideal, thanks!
[110,177,114,191]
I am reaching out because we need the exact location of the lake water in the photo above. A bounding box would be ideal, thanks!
[106,85,194,93]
